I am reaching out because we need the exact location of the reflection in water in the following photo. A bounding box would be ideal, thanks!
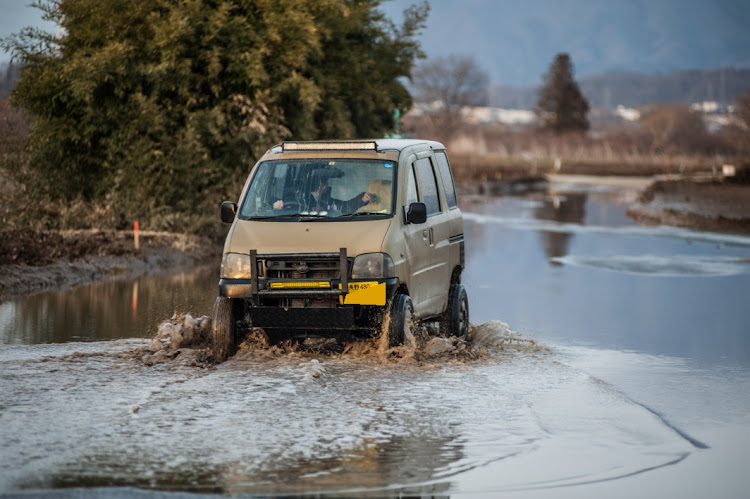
[218,434,458,496]
[0,265,218,345]
[44,433,458,496]
[533,191,587,261]
[462,184,750,366]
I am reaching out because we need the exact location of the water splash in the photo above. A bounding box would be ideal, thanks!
[227,318,546,366]
[470,320,547,353]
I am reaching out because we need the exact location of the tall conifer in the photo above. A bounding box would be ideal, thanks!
[536,53,590,133]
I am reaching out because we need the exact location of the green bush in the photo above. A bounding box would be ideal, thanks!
[2,0,427,233]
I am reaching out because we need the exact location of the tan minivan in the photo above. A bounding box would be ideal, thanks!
[212,139,467,361]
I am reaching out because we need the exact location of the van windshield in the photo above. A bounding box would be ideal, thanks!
[239,159,396,219]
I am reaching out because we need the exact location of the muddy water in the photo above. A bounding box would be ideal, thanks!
[2,180,750,497]
[0,265,218,344]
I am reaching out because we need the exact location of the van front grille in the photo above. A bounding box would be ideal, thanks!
[259,254,349,280]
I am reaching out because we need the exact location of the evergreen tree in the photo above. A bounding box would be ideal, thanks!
[536,53,590,133]
[1,0,428,231]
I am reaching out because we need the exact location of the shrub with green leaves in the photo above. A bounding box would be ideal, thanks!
[2,0,427,233]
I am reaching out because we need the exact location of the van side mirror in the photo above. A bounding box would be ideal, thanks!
[220,201,237,224]
[406,202,427,224]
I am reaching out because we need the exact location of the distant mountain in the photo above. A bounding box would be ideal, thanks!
[579,68,750,109]
[382,0,750,87]
[486,68,750,109]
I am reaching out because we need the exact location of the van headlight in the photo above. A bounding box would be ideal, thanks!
[221,253,253,279]
[351,253,395,279]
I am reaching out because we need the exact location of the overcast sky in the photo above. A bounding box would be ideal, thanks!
[0,0,57,62]
[3,0,750,87]
[381,0,750,86]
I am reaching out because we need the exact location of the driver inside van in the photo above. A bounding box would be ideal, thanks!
[273,175,374,213]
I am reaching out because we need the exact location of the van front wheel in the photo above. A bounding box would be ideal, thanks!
[211,296,236,362]
[388,294,414,348]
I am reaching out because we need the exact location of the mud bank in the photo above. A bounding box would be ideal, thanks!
[0,229,220,300]
[627,180,750,235]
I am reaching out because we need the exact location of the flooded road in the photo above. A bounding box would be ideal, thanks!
[2,179,750,497]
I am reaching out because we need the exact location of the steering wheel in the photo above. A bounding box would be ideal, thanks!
[281,200,301,211]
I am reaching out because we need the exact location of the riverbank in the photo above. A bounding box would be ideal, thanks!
[451,154,750,235]
[626,179,750,234]
[0,229,220,300]
[2,174,749,300]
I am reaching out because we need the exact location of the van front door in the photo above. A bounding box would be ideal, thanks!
[404,156,451,318]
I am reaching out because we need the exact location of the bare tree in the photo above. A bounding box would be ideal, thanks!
[638,104,707,154]
[410,54,489,141]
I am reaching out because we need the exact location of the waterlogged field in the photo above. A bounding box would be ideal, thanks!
[1,179,750,497]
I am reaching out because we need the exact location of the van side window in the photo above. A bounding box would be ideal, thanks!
[435,151,457,208]
[406,164,419,206]
[414,157,441,215]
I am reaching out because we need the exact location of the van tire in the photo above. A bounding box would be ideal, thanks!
[388,294,413,348]
[211,296,236,362]
[442,284,469,340]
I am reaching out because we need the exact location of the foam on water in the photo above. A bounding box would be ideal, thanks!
[463,211,750,248]
[552,254,750,277]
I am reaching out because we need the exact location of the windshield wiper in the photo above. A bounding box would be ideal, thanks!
[340,211,386,218]
[253,213,328,220]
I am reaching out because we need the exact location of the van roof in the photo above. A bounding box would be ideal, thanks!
[265,138,447,155]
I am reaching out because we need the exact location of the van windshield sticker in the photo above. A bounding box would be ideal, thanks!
[383,163,392,169]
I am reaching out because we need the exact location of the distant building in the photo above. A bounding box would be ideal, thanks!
[405,103,538,130]
[407,99,742,133]
[460,106,537,126]
[690,101,722,113]
[689,100,736,132]
[615,105,640,121]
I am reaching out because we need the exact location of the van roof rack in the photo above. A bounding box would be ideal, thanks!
[282,141,378,152]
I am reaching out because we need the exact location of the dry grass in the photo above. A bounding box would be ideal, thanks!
[448,152,716,184]
[405,112,749,184]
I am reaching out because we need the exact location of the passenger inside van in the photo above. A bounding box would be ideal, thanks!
[273,175,373,213]
[357,179,392,213]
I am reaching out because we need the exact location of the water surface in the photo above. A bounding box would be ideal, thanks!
[1,180,749,497]
[463,185,750,367]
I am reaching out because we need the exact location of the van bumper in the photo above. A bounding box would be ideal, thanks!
[219,277,400,331]
[219,277,399,302]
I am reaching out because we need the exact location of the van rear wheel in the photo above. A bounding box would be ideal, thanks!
[211,297,236,362]
[442,284,469,340]
[388,294,413,348]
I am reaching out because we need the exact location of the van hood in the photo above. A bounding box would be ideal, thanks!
[225,218,393,256]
